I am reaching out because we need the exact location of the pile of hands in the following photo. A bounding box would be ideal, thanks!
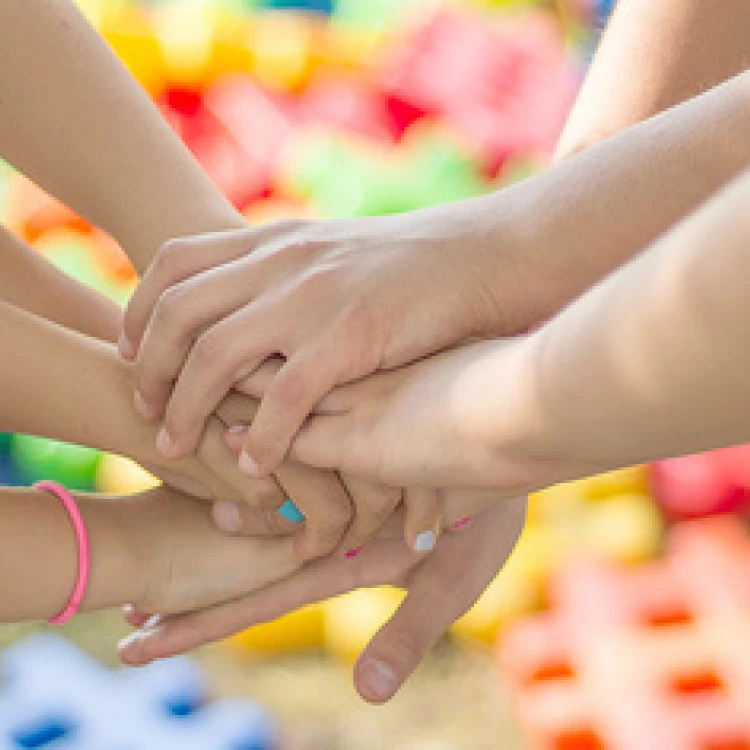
[114,208,551,703]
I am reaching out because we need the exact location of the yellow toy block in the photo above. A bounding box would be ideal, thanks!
[96,454,159,495]
[227,603,326,655]
[324,587,405,663]
[584,492,663,565]
[576,466,650,501]
[101,8,167,96]
[452,566,540,644]
[247,13,316,92]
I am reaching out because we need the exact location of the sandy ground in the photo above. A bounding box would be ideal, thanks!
[0,611,524,749]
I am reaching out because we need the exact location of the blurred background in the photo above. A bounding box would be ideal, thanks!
[5,1,750,748]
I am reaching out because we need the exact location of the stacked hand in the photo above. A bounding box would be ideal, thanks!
[117,208,542,702]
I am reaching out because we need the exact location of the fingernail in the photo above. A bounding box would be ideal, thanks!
[214,501,243,533]
[278,499,305,523]
[239,451,261,477]
[118,332,135,361]
[227,424,247,435]
[134,391,155,420]
[414,530,436,553]
[452,516,474,531]
[118,625,160,652]
[345,547,363,559]
[156,426,178,458]
[359,658,399,702]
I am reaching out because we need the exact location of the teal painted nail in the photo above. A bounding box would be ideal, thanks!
[278,499,305,523]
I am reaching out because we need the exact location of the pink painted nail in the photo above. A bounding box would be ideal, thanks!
[345,547,363,559]
[452,516,474,531]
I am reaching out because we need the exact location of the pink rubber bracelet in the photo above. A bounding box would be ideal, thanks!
[34,481,91,626]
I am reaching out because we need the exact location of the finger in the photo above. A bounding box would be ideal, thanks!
[239,345,345,477]
[353,510,514,704]
[121,221,305,358]
[274,463,355,561]
[212,500,299,537]
[133,261,274,421]
[122,605,151,628]
[337,476,402,557]
[404,487,442,555]
[158,307,276,459]
[119,539,416,665]
[233,356,287,399]
[198,417,285,509]
[288,412,360,472]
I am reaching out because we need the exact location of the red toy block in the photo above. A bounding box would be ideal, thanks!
[649,453,747,520]
[499,516,750,750]
[382,9,576,174]
[298,77,397,144]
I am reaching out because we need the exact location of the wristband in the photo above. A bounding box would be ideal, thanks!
[34,481,91,626]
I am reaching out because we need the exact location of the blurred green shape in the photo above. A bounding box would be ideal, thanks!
[399,129,487,209]
[333,0,431,31]
[11,434,102,491]
[37,233,127,306]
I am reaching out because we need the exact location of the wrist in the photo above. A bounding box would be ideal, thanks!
[77,496,148,613]
[458,336,598,493]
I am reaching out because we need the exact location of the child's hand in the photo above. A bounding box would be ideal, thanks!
[119,497,528,706]
[251,338,567,493]
[216,387,445,556]
[117,485,301,617]
[120,207,530,479]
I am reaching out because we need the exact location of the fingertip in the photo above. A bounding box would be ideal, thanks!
[411,530,437,554]
[156,426,192,460]
[354,657,401,704]
[134,391,159,422]
[118,331,136,361]
[224,424,247,453]
[212,501,243,534]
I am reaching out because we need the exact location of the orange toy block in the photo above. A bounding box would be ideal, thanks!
[499,516,750,750]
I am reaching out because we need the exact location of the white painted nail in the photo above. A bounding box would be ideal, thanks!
[414,530,436,553]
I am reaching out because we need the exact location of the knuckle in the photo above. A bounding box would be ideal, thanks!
[193,328,227,366]
[155,238,190,277]
[154,284,192,330]
[275,366,311,413]
[267,217,309,237]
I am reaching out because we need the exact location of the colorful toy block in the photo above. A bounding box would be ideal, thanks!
[650,448,750,520]
[499,515,750,750]
[0,635,279,749]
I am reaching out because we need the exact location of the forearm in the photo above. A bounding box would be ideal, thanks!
[0,0,244,272]
[476,70,750,330]
[556,0,750,159]
[521,168,750,476]
[1,487,142,623]
[0,298,163,460]
[0,224,121,342]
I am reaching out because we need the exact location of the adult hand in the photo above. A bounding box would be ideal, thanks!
[118,498,527,704]
[121,205,528,477]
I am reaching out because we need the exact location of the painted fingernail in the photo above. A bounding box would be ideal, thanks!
[118,332,135,361]
[278,499,305,523]
[156,426,178,458]
[118,624,160,652]
[414,530,436,553]
[452,516,474,531]
[239,451,261,477]
[134,391,155,420]
[359,658,399,702]
[345,547,363,559]
[214,501,243,533]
